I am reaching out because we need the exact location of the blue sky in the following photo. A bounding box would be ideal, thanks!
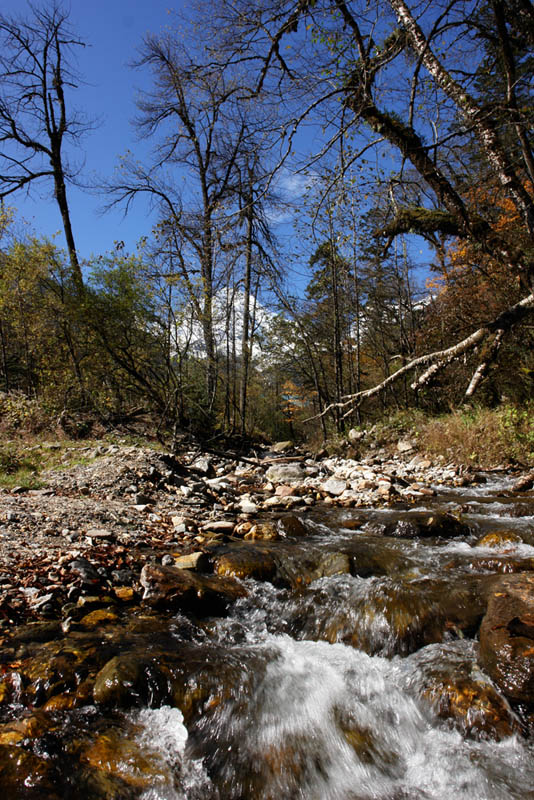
[1,0,433,295]
[2,0,186,260]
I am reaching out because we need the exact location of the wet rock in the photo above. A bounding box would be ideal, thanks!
[287,574,490,657]
[513,472,534,492]
[479,573,534,703]
[10,621,62,644]
[312,552,351,580]
[140,563,247,614]
[476,531,524,548]
[0,746,62,799]
[93,653,169,707]
[244,521,279,541]
[173,551,211,571]
[369,512,469,540]
[278,515,307,538]
[21,638,113,706]
[113,586,137,603]
[79,728,172,791]
[214,545,277,582]
[79,608,119,630]
[0,710,55,745]
[408,641,521,741]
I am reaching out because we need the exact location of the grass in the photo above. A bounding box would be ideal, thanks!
[409,404,534,468]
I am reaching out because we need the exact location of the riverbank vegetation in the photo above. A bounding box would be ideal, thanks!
[2,1,534,456]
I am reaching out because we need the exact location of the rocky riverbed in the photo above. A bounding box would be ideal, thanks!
[0,439,467,626]
[3,440,534,798]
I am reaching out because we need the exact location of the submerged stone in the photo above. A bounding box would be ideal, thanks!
[408,641,522,741]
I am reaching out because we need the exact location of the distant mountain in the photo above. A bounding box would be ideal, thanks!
[173,288,277,358]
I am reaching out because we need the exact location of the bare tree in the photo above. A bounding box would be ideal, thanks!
[0,2,89,291]
[105,32,257,414]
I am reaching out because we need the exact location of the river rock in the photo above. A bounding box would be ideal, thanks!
[275,484,296,497]
[201,519,235,534]
[244,521,279,541]
[140,563,247,614]
[369,512,469,540]
[265,463,306,483]
[93,654,168,707]
[214,545,277,581]
[479,573,534,702]
[0,746,61,800]
[173,551,211,571]
[320,478,347,496]
[271,441,294,452]
[79,728,173,791]
[408,641,521,741]
[513,472,534,492]
[278,515,307,537]
[476,530,523,548]
[238,495,259,514]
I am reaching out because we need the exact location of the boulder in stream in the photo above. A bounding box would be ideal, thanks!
[140,563,247,614]
[479,572,534,703]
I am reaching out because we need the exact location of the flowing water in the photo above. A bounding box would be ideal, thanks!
[4,472,534,798]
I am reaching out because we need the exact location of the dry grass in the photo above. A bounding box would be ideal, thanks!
[418,405,534,468]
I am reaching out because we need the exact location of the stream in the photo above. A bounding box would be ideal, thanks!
[3,472,534,798]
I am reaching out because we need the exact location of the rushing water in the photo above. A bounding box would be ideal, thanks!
[5,473,534,798]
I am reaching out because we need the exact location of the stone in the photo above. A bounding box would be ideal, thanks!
[173,551,211,571]
[479,573,534,703]
[114,586,136,602]
[270,441,294,452]
[476,531,523,548]
[93,654,164,707]
[85,528,113,540]
[397,440,416,453]
[201,519,235,534]
[140,563,247,613]
[79,608,119,629]
[244,522,279,541]
[348,428,364,442]
[214,546,277,582]
[320,478,347,496]
[409,641,521,741]
[513,472,534,492]
[275,484,296,497]
[191,456,215,476]
[265,463,306,483]
[263,495,302,509]
[370,512,470,540]
[278,515,307,538]
[238,495,259,514]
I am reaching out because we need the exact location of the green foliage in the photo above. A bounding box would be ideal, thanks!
[0,392,51,434]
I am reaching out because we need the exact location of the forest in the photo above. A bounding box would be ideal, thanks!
[2,0,534,448]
